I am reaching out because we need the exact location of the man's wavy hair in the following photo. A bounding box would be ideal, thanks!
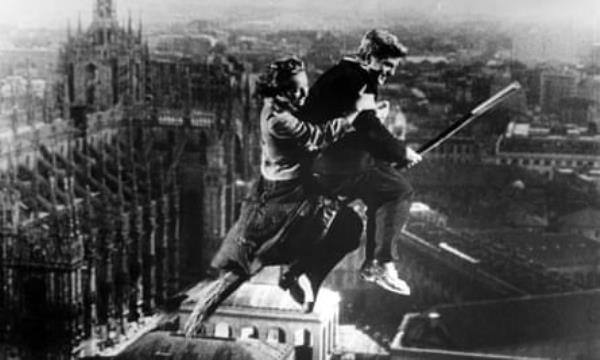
[255,56,305,99]
[357,29,408,62]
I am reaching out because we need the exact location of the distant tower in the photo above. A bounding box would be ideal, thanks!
[91,0,118,45]
[61,0,147,117]
[93,0,116,24]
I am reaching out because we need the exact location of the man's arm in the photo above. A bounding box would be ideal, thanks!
[352,110,409,164]
[351,93,422,167]
[268,111,358,151]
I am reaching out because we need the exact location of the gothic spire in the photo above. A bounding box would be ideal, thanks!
[93,0,117,26]
[137,13,143,42]
[127,9,133,35]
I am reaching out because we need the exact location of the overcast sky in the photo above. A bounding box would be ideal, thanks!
[1,0,599,29]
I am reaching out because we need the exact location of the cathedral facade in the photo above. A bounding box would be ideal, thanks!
[0,1,257,358]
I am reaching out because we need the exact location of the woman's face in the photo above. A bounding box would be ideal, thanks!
[284,71,309,108]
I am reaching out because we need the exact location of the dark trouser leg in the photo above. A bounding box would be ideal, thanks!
[306,207,363,293]
[314,160,413,264]
[371,196,412,262]
[359,162,414,263]
[365,207,376,262]
[299,206,362,292]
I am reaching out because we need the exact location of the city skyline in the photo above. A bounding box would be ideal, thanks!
[1,0,599,30]
[1,0,599,359]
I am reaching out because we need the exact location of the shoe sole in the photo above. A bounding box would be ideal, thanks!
[374,278,411,296]
[360,272,376,283]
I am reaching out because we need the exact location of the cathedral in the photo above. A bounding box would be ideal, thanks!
[4,2,599,360]
[0,0,257,358]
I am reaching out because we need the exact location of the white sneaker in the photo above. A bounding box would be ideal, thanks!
[375,262,411,296]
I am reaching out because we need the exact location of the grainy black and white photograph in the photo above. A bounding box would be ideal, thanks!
[0,0,599,359]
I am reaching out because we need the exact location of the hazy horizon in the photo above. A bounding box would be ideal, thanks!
[1,0,599,31]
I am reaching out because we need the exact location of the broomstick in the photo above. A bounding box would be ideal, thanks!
[415,81,522,156]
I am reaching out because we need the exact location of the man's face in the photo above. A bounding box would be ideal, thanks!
[285,71,309,107]
[366,56,402,85]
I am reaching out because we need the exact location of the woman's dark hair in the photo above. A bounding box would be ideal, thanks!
[357,29,408,62]
[255,57,305,98]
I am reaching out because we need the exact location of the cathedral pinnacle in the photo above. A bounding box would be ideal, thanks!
[93,0,116,22]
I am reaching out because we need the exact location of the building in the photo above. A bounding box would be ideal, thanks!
[476,229,600,288]
[60,0,147,114]
[390,290,600,360]
[407,136,479,164]
[576,75,600,130]
[0,0,256,358]
[492,131,600,182]
[98,266,385,360]
[115,331,294,360]
[106,266,391,360]
[559,96,595,126]
[558,207,600,243]
[539,71,577,116]
[177,267,341,360]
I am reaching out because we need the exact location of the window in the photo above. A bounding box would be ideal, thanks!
[575,272,584,286]
[294,329,312,346]
[266,327,286,344]
[240,326,258,339]
[214,322,232,338]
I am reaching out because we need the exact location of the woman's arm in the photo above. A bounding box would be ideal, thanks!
[268,111,358,151]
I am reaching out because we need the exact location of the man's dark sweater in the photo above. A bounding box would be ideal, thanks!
[299,58,407,175]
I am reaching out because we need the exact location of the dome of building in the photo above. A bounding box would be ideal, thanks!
[181,278,339,315]
[115,331,293,360]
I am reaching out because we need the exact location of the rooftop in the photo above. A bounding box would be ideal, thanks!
[498,136,600,156]
[558,207,600,228]
[180,267,340,317]
[114,331,293,360]
[473,229,600,269]
[336,325,388,356]
[391,290,600,360]
[404,223,581,295]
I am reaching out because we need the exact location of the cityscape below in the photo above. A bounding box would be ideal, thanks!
[0,1,599,359]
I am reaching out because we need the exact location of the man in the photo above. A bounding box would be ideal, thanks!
[299,29,422,295]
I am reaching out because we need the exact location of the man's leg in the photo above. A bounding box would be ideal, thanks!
[364,206,376,263]
[311,158,414,295]
[356,162,413,295]
[372,195,412,262]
